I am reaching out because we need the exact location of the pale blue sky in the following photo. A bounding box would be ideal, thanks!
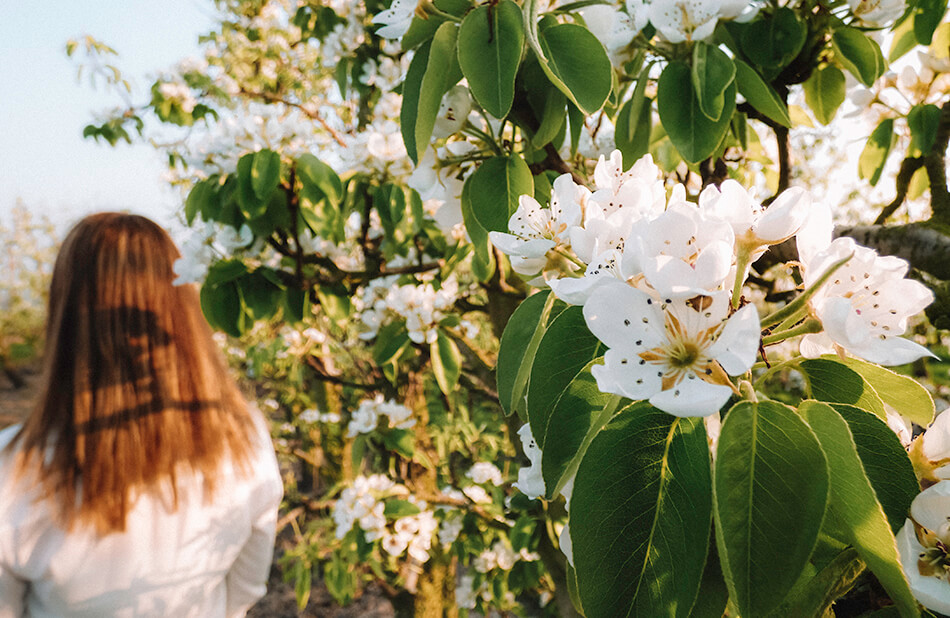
[0,1,215,232]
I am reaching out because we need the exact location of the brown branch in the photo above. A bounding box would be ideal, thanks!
[238,87,348,147]
[925,99,950,224]
[873,156,924,225]
[303,355,383,390]
[542,143,586,185]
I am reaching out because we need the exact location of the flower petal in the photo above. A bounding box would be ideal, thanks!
[708,304,760,375]
[583,284,665,349]
[649,374,733,417]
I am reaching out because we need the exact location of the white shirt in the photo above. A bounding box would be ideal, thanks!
[0,413,282,618]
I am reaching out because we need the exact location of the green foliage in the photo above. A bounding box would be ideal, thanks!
[457,1,524,119]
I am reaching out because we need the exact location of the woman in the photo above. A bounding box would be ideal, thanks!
[0,213,282,617]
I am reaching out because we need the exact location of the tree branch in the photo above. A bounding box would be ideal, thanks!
[924,99,950,224]
[873,156,924,225]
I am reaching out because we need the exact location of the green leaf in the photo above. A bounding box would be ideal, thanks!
[833,26,885,87]
[457,1,524,118]
[690,534,729,618]
[236,153,267,219]
[572,404,712,617]
[204,259,249,286]
[657,61,736,164]
[239,270,282,321]
[282,287,308,323]
[799,401,920,618]
[890,15,919,62]
[496,291,567,416]
[373,322,411,366]
[250,149,280,202]
[526,306,602,431]
[614,94,652,168]
[401,0,471,50]
[200,281,243,337]
[799,358,887,419]
[539,361,618,498]
[859,119,896,187]
[296,154,342,204]
[185,178,216,225]
[459,174,496,280]
[466,155,534,233]
[400,23,459,163]
[908,103,942,156]
[714,400,829,617]
[431,331,462,396]
[741,8,807,71]
[383,428,416,458]
[524,0,611,115]
[692,41,736,121]
[733,59,791,128]
[384,499,422,519]
[835,355,935,426]
[803,65,846,125]
[913,0,948,45]
[832,404,919,533]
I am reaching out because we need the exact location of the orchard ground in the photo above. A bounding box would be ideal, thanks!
[0,366,395,618]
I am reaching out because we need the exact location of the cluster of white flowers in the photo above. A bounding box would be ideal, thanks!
[466,462,504,487]
[298,407,341,425]
[492,151,934,417]
[157,80,198,113]
[473,540,540,573]
[332,474,441,562]
[847,0,906,27]
[281,326,327,356]
[345,394,416,437]
[358,275,474,344]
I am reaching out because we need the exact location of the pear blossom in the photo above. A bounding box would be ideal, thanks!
[372,0,416,40]
[580,5,639,56]
[432,85,472,139]
[897,481,950,615]
[513,423,545,499]
[800,237,934,365]
[912,408,950,481]
[699,180,810,260]
[583,286,759,417]
[489,174,587,276]
[648,0,720,43]
[848,0,906,27]
[467,462,504,486]
[624,197,735,300]
[548,248,631,305]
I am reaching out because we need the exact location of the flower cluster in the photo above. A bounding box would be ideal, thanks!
[345,394,416,437]
[357,275,475,344]
[332,474,440,563]
[493,152,934,417]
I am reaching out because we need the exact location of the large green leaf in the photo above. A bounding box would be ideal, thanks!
[250,149,280,202]
[714,400,829,617]
[400,23,459,163]
[733,59,791,127]
[908,103,942,156]
[525,306,602,431]
[457,1,524,118]
[200,280,244,337]
[692,41,736,121]
[890,15,918,62]
[401,0,471,50]
[572,404,712,618]
[803,65,846,125]
[833,26,885,87]
[799,357,887,419]
[459,174,495,279]
[296,154,342,204]
[239,269,282,321]
[466,155,534,233]
[431,331,462,396]
[913,0,949,45]
[799,401,920,618]
[524,0,611,115]
[236,152,267,219]
[740,8,807,71]
[832,404,919,533]
[835,355,935,426]
[615,94,652,167]
[859,119,896,187]
[657,61,736,164]
[539,361,618,498]
[496,291,567,417]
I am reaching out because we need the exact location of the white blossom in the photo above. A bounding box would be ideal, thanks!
[514,423,545,498]
[897,481,950,615]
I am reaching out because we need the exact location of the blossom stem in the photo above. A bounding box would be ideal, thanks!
[761,317,822,346]
[553,247,587,270]
[753,357,803,390]
[423,5,462,22]
[731,248,751,308]
[759,253,853,329]
[548,0,611,13]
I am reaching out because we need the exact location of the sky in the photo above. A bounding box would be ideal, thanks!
[0,1,215,234]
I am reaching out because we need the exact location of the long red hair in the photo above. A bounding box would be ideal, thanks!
[9,213,256,534]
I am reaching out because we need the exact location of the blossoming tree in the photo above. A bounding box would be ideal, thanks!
[78,0,950,615]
